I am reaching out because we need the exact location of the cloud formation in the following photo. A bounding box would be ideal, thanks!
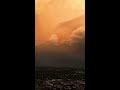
[48,34,58,46]
[70,26,85,45]
[35,0,85,68]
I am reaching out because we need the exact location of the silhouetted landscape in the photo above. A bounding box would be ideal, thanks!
[35,67,85,90]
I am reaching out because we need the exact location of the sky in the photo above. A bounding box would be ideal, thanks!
[35,0,85,68]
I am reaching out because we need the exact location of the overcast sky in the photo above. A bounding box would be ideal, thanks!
[35,0,85,68]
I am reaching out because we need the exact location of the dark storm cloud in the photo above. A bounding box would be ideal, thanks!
[35,27,85,68]
[35,0,85,68]
[35,49,85,68]
[35,30,85,68]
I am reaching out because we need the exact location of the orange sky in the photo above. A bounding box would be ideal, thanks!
[35,0,85,46]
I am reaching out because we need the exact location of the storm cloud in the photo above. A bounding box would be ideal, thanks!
[35,0,85,68]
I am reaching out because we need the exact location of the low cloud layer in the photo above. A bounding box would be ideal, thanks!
[35,28,85,68]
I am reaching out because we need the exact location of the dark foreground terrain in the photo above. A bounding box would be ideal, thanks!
[35,67,85,90]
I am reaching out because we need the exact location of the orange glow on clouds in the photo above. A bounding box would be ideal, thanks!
[35,0,85,46]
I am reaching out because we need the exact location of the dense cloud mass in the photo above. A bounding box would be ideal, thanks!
[35,0,85,44]
[35,28,85,68]
[35,0,85,68]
